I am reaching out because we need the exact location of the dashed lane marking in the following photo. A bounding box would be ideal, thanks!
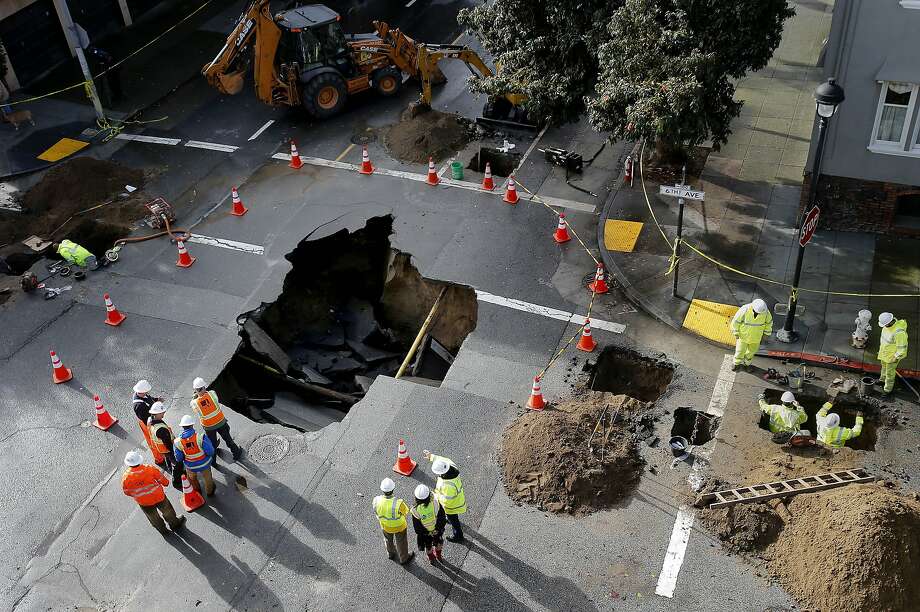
[185,140,239,153]
[334,143,355,162]
[247,120,274,141]
[474,290,626,333]
[706,354,736,418]
[270,153,596,213]
[405,0,417,6]
[115,134,181,145]
[187,234,264,255]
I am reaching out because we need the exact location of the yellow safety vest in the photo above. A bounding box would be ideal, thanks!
[759,399,806,434]
[878,320,908,363]
[436,476,466,514]
[731,305,773,344]
[57,239,94,266]
[373,495,408,533]
[411,499,440,533]
[816,402,863,448]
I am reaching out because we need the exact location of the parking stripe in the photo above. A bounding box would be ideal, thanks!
[247,120,274,141]
[115,134,181,145]
[655,507,695,598]
[185,140,239,153]
[475,290,626,333]
[187,234,264,255]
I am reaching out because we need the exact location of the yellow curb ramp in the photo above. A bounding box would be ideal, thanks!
[604,219,644,252]
[682,299,738,346]
[37,137,90,162]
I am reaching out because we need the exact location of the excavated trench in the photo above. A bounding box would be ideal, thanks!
[467,147,519,177]
[212,216,477,431]
[671,407,719,446]
[760,389,879,450]
[589,347,674,402]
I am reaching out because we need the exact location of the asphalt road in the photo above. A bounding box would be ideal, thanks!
[0,4,813,609]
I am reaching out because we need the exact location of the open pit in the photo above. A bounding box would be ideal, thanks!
[211,216,477,431]
[589,347,674,402]
[760,389,879,450]
[671,407,719,446]
[467,147,519,177]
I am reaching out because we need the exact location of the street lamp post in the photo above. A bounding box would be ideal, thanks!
[776,78,845,343]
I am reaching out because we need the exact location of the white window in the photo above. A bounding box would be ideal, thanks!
[871,82,917,149]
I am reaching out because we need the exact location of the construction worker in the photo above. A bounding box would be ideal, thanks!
[758,391,807,440]
[174,415,216,496]
[877,312,908,395]
[423,450,467,543]
[372,478,414,565]
[121,450,186,536]
[147,402,179,475]
[730,298,773,371]
[411,484,446,563]
[817,401,863,448]
[51,240,99,270]
[190,377,243,461]
[133,380,166,470]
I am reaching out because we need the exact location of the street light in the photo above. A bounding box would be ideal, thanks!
[776,78,845,343]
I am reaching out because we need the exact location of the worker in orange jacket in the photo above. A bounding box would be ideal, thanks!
[121,451,186,535]
[133,379,166,469]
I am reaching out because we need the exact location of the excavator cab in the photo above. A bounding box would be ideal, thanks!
[276,6,353,76]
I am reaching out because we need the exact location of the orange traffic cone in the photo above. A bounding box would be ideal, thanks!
[92,394,118,430]
[230,186,248,217]
[103,293,127,326]
[553,214,571,243]
[481,162,494,191]
[176,240,196,268]
[588,263,609,294]
[503,175,519,205]
[526,376,545,411]
[50,350,73,384]
[426,157,439,186]
[180,474,205,511]
[577,319,597,352]
[359,145,374,175]
[289,140,304,169]
[392,439,417,476]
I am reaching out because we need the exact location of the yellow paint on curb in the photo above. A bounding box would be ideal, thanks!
[604,219,644,252]
[683,299,739,346]
[37,137,89,162]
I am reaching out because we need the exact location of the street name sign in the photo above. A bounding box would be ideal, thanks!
[799,205,821,247]
[659,185,705,200]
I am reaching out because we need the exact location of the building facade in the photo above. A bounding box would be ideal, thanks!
[0,0,166,92]
[806,0,920,234]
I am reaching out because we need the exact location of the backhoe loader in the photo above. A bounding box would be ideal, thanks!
[203,2,530,125]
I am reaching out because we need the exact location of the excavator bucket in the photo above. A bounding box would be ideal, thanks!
[218,70,246,95]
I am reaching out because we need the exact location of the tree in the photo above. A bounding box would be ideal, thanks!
[588,0,794,160]
[457,0,620,126]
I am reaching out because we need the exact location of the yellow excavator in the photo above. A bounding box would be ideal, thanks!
[202,2,530,125]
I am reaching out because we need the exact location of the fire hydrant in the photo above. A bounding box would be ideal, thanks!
[624,155,634,187]
[852,309,872,348]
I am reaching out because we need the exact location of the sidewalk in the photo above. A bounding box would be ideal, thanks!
[600,0,920,374]
[0,0,243,178]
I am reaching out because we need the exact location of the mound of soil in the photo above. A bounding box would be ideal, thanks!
[699,501,785,553]
[384,109,475,164]
[501,392,645,515]
[765,484,920,612]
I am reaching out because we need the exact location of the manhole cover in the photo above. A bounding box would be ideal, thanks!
[248,434,290,464]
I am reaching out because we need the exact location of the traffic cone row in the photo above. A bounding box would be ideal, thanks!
[553,214,571,243]
[230,186,248,216]
[181,474,205,511]
[481,162,494,191]
[50,350,73,384]
[103,293,127,326]
[426,157,439,186]
[503,175,519,205]
[359,145,374,175]
[176,240,196,268]
[289,140,304,169]
[93,395,118,430]
[588,262,609,294]
[392,439,417,476]
[577,319,597,352]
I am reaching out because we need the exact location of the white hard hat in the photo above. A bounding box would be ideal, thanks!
[124,451,143,467]
[192,377,207,390]
[133,379,152,394]
[824,413,840,429]
[380,477,396,493]
[179,414,196,427]
[781,391,796,403]
[432,459,450,475]
[878,312,895,326]
[752,299,768,314]
[149,401,166,415]
[414,484,430,499]
[857,309,872,321]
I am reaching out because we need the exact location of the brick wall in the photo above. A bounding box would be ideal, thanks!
[799,172,920,235]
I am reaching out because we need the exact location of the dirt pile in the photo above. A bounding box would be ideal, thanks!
[699,501,784,553]
[384,109,475,164]
[501,392,645,515]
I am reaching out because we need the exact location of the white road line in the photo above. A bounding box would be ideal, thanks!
[187,234,264,255]
[475,290,626,333]
[247,120,274,141]
[115,133,181,145]
[271,153,596,212]
[706,354,736,417]
[514,124,549,174]
[655,506,695,598]
[405,0,417,6]
[185,140,239,153]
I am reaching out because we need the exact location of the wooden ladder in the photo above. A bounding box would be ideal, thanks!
[700,468,875,509]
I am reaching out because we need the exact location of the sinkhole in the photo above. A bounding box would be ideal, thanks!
[759,389,878,450]
[671,407,720,446]
[589,347,674,402]
[212,216,477,431]
[467,147,519,177]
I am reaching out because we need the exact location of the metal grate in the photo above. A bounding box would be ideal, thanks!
[248,434,290,464]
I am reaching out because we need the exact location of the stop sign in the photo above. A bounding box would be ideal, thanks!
[799,205,821,247]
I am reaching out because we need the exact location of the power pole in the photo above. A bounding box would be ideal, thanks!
[54,0,105,121]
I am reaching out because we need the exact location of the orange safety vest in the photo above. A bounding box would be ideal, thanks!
[176,433,208,464]
[195,392,226,429]
[122,465,167,506]
[147,419,174,456]
[138,419,164,463]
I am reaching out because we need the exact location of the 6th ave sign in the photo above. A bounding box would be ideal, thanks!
[799,205,821,247]
[659,185,705,200]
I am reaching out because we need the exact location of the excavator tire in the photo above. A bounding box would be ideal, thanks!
[373,67,401,97]
[302,73,347,119]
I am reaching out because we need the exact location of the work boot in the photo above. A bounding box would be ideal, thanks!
[731,363,740,372]
[400,551,415,565]
[171,516,187,532]
[427,550,437,563]
[232,446,244,461]
[434,546,443,561]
